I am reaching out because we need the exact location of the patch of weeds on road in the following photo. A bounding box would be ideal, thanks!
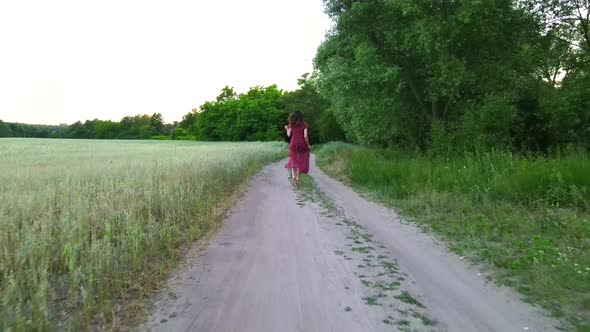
[352,246,375,254]
[395,308,409,316]
[381,261,399,272]
[374,281,401,291]
[363,296,381,306]
[294,175,316,206]
[394,291,425,308]
[411,309,437,326]
[360,233,373,241]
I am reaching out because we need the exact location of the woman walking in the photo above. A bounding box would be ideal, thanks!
[284,111,311,186]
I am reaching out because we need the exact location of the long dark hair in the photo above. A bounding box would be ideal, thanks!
[288,111,304,127]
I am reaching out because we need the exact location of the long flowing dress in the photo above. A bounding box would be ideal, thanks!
[284,121,310,174]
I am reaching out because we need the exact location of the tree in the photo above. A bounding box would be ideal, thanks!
[522,1,590,148]
[64,121,92,138]
[179,109,198,129]
[172,127,188,140]
[525,0,590,52]
[216,86,238,103]
[316,0,552,150]
[149,113,165,136]
[0,120,13,137]
[318,108,346,143]
[193,86,288,142]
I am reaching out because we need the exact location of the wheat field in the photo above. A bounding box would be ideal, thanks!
[0,138,286,330]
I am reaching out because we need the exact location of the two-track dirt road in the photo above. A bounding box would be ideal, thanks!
[144,157,560,332]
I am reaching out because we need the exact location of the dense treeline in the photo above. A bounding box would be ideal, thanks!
[0,114,175,140]
[1,78,344,143]
[0,121,67,138]
[183,79,344,144]
[315,0,590,153]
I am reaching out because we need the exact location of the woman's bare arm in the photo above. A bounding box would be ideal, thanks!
[285,125,292,137]
[304,128,311,148]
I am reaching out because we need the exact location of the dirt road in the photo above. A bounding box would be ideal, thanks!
[145,157,560,332]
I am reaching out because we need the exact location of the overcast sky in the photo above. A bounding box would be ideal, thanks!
[0,0,332,125]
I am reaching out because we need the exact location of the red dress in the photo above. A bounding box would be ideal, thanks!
[285,122,310,173]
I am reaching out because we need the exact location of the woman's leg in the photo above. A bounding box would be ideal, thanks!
[296,168,300,181]
[291,168,297,185]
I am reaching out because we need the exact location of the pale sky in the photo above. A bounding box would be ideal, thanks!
[0,0,332,125]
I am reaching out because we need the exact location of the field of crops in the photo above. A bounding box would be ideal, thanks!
[0,138,286,330]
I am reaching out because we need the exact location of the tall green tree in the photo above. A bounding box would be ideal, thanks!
[316,0,558,151]
[179,109,199,130]
[149,113,165,136]
[523,0,590,147]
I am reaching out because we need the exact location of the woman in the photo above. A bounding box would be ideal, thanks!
[284,111,311,185]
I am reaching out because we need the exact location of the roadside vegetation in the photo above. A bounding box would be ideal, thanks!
[312,2,590,328]
[0,139,286,330]
[316,142,590,330]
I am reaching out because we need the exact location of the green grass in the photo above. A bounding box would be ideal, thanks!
[316,142,590,331]
[0,138,287,330]
[394,291,425,308]
[363,296,380,306]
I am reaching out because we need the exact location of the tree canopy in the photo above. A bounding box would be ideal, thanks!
[315,0,590,152]
[1,81,344,144]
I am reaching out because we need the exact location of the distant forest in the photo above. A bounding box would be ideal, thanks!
[0,77,345,145]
